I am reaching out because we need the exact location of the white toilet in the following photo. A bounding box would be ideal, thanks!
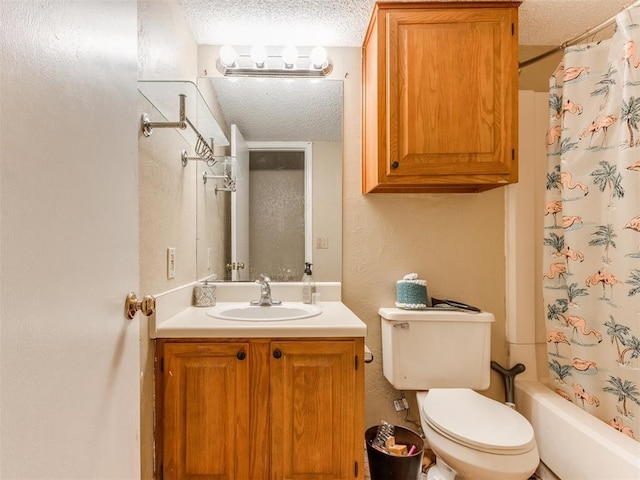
[379,308,539,480]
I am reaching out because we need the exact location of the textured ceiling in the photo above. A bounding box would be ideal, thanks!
[206,77,343,142]
[181,0,633,47]
[519,0,632,45]
[179,0,635,141]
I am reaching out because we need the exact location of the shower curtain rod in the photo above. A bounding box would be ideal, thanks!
[519,0,640,69]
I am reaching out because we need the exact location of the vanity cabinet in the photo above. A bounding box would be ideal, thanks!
[362,2,521,193]
[156,337,365,480]
[158,342,250,480]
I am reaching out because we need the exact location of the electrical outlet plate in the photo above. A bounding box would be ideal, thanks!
[393,398,409,412]
[167,247,176,279]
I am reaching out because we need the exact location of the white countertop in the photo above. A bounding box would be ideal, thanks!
[155,301,367,338]
[150,281,367,339]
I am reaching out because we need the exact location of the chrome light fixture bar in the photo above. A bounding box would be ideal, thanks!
[216,45,333,78]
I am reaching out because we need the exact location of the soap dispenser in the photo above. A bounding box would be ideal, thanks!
[302,262,316,304]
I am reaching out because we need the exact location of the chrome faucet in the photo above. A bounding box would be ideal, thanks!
[250,274,281,306]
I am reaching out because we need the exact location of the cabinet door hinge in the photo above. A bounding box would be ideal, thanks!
[354,460,359,477]
[512,148,515,161]
[160,356,164,373]
[355,355,359,370]
[159,464,163,480]
[512,23,515,36]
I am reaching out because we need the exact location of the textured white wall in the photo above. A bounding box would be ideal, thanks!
[0,0,140,477]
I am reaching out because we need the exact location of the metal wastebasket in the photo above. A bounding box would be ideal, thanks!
[365,425,424,480]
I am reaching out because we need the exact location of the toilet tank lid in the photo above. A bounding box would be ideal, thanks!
[379,308,495,323]
[421,389,535,454]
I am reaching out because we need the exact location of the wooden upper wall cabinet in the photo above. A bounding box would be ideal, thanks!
[362,1,521,193]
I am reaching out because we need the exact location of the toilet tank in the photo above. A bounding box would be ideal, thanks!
[379,308,495,390]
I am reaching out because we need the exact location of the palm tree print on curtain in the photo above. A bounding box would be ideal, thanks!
[543,9,640,443]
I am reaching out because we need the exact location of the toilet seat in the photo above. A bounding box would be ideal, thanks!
[421,389,535,455]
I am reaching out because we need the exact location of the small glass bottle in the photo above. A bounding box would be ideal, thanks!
[302,262,316,304]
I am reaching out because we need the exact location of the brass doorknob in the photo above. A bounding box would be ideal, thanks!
[125,292,156,320]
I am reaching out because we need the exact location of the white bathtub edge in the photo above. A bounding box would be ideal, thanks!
[515,380,640,480]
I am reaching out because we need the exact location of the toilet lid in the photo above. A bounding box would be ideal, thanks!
[421,389,535,455]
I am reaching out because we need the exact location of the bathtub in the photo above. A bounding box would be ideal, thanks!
[515,380,640,480]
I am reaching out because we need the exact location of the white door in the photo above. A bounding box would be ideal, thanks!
[0,2,140,478]
[231,124,250,281]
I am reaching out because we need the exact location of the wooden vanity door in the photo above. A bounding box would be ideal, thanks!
[269,340,361,480]
[161,342,250,480]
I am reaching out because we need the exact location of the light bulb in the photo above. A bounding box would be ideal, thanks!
[281,45,298,68]
[219,45,237,67]
[250,44,268,68]
[310,46,328,69]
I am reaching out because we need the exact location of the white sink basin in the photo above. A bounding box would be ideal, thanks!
[206,304,322,322]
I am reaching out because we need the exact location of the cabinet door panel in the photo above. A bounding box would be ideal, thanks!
[388,8,515,177]
[270,341,356,480]
[162,343,249,480]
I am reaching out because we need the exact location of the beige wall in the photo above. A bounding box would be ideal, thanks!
[507,91,554,385]
[312,141,343,281]
[137,1,209,477]
[519,45,564,92]
[137,11,349,473]
[338,48,509,429]
[137,32,513,444]
[138,0,201,294]
[137,0,565,464]
[195,77,231,283]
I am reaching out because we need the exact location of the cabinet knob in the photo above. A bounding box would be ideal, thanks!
[237,350,246,361]
[273,349,282,359]
[391,161,399,169]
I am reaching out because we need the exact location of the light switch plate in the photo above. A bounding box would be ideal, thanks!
[316,237,329,249]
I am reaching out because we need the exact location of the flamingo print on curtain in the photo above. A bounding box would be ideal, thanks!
[543,8,640,443]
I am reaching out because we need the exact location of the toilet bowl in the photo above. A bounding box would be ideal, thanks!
[417,389,539,480]
[379,308,539,480]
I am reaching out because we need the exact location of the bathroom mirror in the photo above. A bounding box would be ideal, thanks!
[196,76,343,283]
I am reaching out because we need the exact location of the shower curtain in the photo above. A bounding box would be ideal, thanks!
[543,9,640,442]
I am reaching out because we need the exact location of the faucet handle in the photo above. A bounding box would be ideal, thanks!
[251,274,280,306]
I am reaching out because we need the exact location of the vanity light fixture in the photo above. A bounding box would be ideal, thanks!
[216,44,333,78]
[309,46,328,69]
[219,44,238,68]
[281,45,298,68]
[250,44,268,68]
